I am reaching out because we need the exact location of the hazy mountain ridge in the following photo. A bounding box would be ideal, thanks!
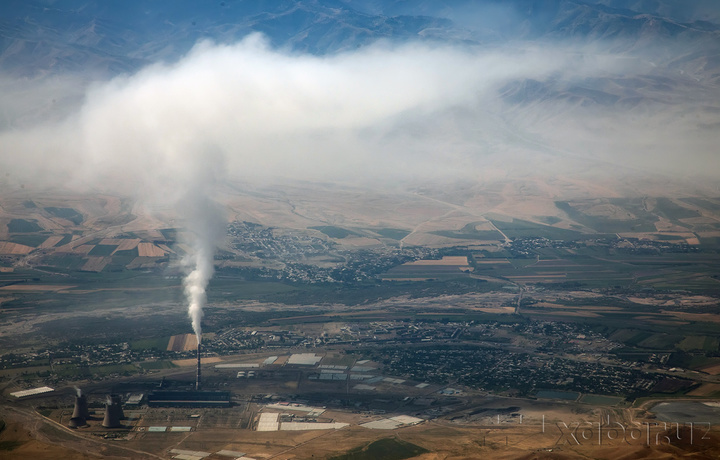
[1,0,718,78]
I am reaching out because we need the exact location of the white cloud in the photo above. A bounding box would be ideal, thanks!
[0,33,717,196]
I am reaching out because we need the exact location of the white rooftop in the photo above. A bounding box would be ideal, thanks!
[287,353,322,365]
[257,412,279,432]
[10,386,54,398]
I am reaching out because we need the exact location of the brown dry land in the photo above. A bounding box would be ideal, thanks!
[172,356,222,367]
[81,256,110,272]
[688,383,720,396]
[137,243,166,257]
[0,241,32,255]
[406,256,469,266]
[99,238,141,253]
[125,257,162,270]
[39,235,64,249]
[699,364,720,375]
[167,333,199,352]
[71,245,95,255]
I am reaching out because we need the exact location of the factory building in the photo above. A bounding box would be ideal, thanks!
[147,390,231,408]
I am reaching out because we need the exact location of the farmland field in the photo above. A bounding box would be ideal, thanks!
[383,256,471,280]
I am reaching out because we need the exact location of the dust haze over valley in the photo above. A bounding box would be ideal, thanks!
[2,2,720,460]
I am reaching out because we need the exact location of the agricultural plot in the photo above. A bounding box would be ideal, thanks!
[474,256,638,286]
[131,337,172,351]
[431,222,503,241]
[471,250,720,290]
[43,206,83,225]
[489,217,587,240]
[555,199,658,233]
[680,197,720,212]
[38,235,65,248]
[677,336,720,352]
[6,218,42,233]
[653,197,702,221]
[0,241,33,255]
[126,256,165,269]
[8,233,49,247]
[138,242,167,257]
[88,244,118,256]
[167,333,198,351]
[383,256,471,280]
[310,226,360,239]
[80,256,111,272]
[688,383,720,397]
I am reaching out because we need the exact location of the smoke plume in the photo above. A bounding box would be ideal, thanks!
[180,191,225,342]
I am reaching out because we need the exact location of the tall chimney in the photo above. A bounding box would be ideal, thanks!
[196,342,201,390]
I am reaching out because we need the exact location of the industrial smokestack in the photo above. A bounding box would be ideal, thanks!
[196,342,201,390]
[102,394,124,428]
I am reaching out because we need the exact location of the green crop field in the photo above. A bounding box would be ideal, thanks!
[9,233,50,247]
[131,337,171,351]
[310,226,360,239]
[372,228,411,240]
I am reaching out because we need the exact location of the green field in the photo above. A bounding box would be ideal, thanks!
[131,337,171,351]
[310,226,360,239]
[382,264,471,280]
[555,199,658,233]
[9,233,50,247]
[7,219,42,233]
[329,438,429,460]
[88,244,118,256]
[138,360,177,370]
[431,222,503,240]
[372,228,411,240]
[677,336,720,352]
[489,217,587,239]
[44,207,83,225]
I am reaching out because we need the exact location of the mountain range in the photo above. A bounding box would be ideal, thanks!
[1,0,718,78]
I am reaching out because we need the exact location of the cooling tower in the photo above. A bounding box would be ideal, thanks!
[72,393,90,419]
[102,394,124,428]
[68,415,86,428]
[68,392,90,428]
[196,342,201,390]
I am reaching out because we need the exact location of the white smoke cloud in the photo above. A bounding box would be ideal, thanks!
[0,33,718,335]
[0,34,715,191]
